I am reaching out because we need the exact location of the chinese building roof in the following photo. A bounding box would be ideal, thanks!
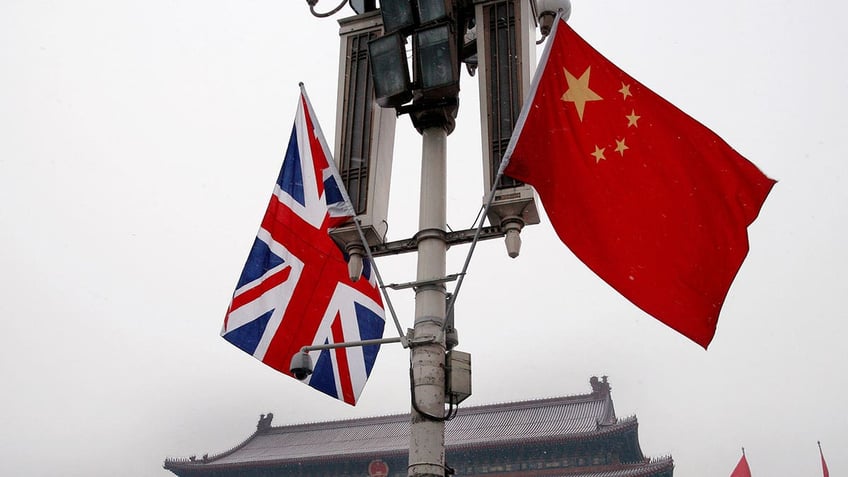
[164,376,652,472]
[548,457,674,477]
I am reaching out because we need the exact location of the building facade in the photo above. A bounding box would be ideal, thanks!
[164,377,672,477]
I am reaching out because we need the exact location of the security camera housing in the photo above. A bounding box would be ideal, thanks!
[289,351,314,381]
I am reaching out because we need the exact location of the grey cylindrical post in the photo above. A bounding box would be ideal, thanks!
[408,126,448,477]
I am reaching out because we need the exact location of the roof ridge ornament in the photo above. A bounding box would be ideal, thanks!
[257,413,274,431]
[589,375,611,396]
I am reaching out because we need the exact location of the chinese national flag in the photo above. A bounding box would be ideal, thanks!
[503,17,775,348]
[730,455,752,477]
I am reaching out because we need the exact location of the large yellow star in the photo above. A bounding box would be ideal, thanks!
[561,67,603,121]
[591,145,606,163]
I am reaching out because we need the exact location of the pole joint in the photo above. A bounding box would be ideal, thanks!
[408,462,451,477]
[414,227,448,245]
[408,325,442,347]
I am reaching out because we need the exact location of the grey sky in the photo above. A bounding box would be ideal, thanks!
[1,1,845,476]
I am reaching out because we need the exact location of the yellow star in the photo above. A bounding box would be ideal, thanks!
[614,138,629,156]
[591,145,606,163]
[561,67,603,121]
[618,83,632,100]
[626,109,641,127]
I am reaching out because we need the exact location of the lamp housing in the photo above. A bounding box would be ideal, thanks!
[379,0,417,34]
[413,22,460,101]
[417,0,452,25]
[368,32,413,108]
[349,0,377,14]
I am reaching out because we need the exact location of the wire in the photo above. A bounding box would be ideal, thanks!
[442,165,509,333]
[408,358,460,422]
[469,204,485,230]
[307,0,348,18]
[409,366,449,422]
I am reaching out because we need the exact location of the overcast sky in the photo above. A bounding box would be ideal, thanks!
[1,1,846,476]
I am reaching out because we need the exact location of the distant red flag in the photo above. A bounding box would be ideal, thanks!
[819,442,830,477]
[730,454,752,477]
[503,16,775,348]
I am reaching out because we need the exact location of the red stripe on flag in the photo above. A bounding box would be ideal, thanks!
[229,266,292,313]
[301,95,328,198]
[331,314,355,405]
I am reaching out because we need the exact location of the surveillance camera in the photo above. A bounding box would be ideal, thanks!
[289,351,313,381]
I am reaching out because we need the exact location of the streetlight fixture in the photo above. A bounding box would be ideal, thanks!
[413,23,458,95]
[416,0,452,24]
[379,0,417,34]
[368,0,466,133]
[408,21,460,133]
[368,32,413,108]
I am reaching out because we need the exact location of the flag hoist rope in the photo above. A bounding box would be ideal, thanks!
[351,216,407,346]
[442,154,512,334]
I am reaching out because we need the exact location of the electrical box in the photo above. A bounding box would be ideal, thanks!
[446,350,472,404]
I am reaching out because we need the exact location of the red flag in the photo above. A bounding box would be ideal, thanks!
[819,442,830,477]
[730,454,752,477]
[503,17,775,348]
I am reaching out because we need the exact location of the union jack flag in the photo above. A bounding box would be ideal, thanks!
[221,85,385,405]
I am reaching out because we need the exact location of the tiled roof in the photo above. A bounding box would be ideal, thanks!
[549,457,674,477]
[446,393,620,449]
[166,385,636,469]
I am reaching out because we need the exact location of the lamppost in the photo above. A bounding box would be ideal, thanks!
[367,3,466,475]
[306,1,571,476]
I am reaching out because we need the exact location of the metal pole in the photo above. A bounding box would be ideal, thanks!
[408,126,448,477]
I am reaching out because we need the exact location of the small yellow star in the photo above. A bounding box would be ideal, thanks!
[561,67,603,121]
[626,110,641,127]
[591,145,606,163]
[614,138,629,156]
[618,83,632,100]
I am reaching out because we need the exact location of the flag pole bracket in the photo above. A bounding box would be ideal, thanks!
[384,274,462,291]
[369,225,507,258]
[290,335,409,381]
[300,336,407,353]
